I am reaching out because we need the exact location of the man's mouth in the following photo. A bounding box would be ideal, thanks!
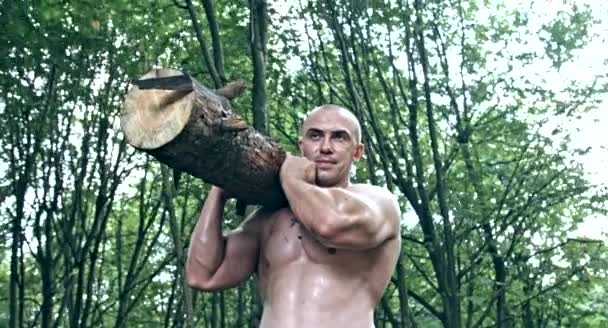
[315,159,337,168]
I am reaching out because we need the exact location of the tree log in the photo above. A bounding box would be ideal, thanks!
[121,68,287,208]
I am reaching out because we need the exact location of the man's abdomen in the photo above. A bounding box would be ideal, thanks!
[258,263,375,328]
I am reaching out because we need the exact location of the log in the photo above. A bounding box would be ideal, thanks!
[121,68,287,208]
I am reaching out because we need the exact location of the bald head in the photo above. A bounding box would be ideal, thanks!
[301,105,362,144]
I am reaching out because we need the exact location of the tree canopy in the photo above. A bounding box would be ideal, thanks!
[1,0,607,327]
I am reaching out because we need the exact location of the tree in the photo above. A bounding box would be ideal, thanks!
[1,0,606,327]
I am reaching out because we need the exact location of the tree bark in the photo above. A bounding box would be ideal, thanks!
[185,0,222,88]
[121,68,287,208]
[413,1,460,325]
[250,0,269,135]
[201,0,227,84]
[161,166,194,328]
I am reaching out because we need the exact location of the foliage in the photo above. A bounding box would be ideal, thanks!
[1,0,606,327]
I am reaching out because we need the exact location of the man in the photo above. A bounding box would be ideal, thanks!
[186,105,401,328]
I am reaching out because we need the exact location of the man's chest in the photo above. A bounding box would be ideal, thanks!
[254,210,396,304]
[259,211,358,269]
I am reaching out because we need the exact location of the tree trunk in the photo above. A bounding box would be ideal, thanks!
[121,68,286,208]
[250,0,268,135]
[201,0,227,84]
[184,0,221,88]
[162,166,194,328]
[9,178,25,328]
[235,285,245,327]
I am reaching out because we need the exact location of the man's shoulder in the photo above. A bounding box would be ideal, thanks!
[242,206,287,228]
[350,183,400,220]
[350,183,396,202]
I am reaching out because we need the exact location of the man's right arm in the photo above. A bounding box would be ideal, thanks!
[185,187,263,291]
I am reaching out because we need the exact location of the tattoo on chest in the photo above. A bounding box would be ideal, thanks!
[290,217,299,227]
[289,216,335,254]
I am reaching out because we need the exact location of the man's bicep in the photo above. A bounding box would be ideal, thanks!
[190,209,266,291]
[201,230,259,290]
[325,191,400,250]
[359,201,399,249]
[378,192,401,239]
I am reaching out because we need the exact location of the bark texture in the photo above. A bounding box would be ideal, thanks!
[121,68,286,208]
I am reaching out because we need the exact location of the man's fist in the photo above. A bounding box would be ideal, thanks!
[279,153,317,185]
[209,186,231,201]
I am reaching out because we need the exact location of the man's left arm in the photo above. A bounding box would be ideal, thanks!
[280,158,400,250]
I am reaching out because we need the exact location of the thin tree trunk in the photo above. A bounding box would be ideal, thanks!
[413,0,460,325]
[301,10,326,104]
[8,62,54,328]
[81,53,125,328]
[249,278,262,328]
[164,276,178,328]
[395,255,417,328]
[403,5,452,324]
[211,292,219,328]
[184,0,222,88]
[9,139,25,328]
[115,165,167,328]
[236,285,245,327]
[201,0,226,84]
[162,166,194,328]
[521,274,534,328]
[250,0,268,135]
[37,64,58,328]
[220,291,226,328]
[464,259,477,328]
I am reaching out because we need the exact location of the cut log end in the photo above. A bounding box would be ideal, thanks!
[120,68,288,207]
[121,69,193,149]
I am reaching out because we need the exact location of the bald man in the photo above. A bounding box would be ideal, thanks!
[186,105,401,328]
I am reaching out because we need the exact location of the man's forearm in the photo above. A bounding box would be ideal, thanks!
[186,187,227,282]
[282,176,330,233]
[281,176,366,239]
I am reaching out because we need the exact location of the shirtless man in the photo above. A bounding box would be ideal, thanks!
[186,105,401,328]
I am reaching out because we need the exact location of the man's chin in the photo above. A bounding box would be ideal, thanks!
[316,172,339,187]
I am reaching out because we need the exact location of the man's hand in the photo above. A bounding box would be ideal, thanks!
[280,153,317,184]
[209,185,230,202]
[210,185,248,215]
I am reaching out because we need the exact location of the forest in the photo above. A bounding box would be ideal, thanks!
[1,0,607,327]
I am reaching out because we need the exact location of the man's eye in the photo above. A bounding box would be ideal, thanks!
[310,134,321,140]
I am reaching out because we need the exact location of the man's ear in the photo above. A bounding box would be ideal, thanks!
[298,138,304,155]
[353,143,365,160]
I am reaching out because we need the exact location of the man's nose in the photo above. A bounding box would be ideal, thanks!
[320,136,333,153]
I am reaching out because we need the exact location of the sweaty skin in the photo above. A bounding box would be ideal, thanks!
[186,105,401,328]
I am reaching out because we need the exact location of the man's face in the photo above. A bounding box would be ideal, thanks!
[299,108,364,187]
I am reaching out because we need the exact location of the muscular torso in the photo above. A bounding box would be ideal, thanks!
[254,208,400,328]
